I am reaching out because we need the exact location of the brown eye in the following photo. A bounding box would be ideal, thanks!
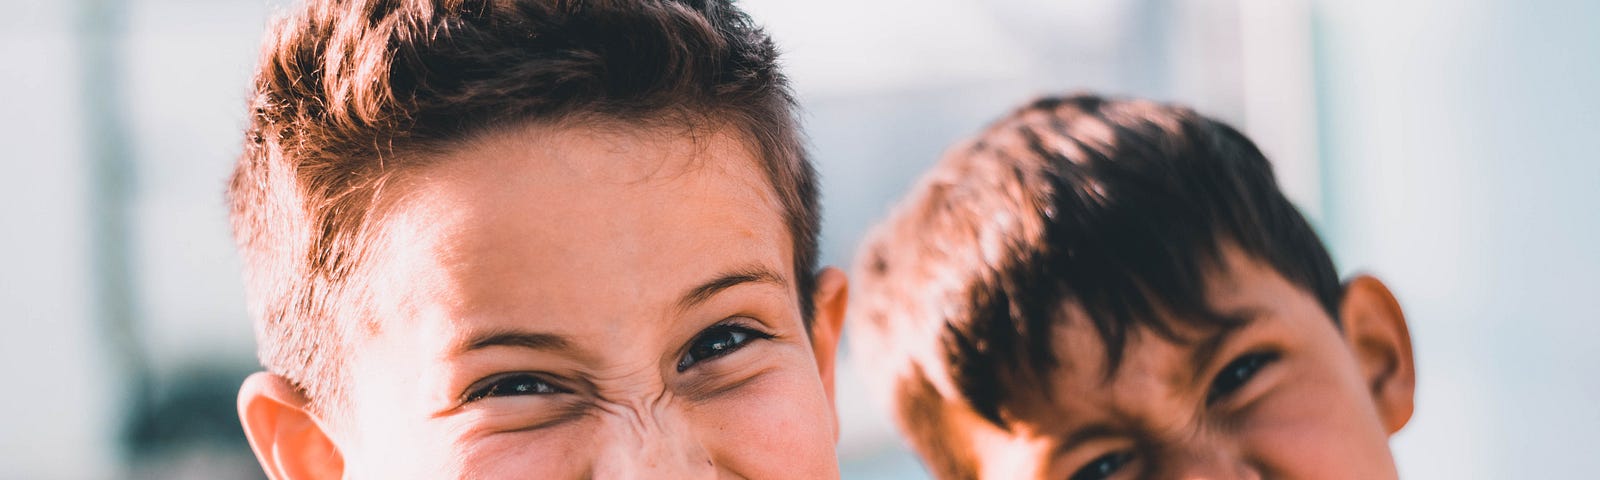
[1207,351,1280,404]
[676,322,772,372]
[464,373,566,403]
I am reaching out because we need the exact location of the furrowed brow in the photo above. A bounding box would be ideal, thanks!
[1186,309,1263,385]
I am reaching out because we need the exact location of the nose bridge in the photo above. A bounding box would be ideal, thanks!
[1158,433,1261,480]
[589,392,714,480]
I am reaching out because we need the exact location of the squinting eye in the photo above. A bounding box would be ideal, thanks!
[677,322,772,372]
[464,374,565,403]
[1207,351,1280,404]
[1070,451,1133,480]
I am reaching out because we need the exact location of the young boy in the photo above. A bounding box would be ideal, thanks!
[849,95,1416,479]
[227,1,848,478]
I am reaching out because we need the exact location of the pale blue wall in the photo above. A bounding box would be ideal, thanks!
[1315,0,1600,478]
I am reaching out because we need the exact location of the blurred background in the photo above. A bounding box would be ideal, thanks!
[3,0,1596,478]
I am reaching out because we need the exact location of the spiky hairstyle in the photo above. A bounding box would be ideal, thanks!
[849,94,1340,478]
[228,0,818,410]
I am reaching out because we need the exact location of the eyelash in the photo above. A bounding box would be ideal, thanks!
[1206,350,1280,404]
[463,373,569,403]
[676,320,773,372]
[460,320,773,403]
[1070,451,1133,480]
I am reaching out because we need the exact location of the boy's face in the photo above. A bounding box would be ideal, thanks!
[240,123,845,479]
[958,246,1414,479]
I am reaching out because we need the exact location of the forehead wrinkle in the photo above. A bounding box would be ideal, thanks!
[1082,284,1254,376]
[1018,273,1253,373]
[1005,308,1223,435]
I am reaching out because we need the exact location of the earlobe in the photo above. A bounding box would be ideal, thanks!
[1337,275,1416,435]
[809,266,849,439]
[237,372,345,480]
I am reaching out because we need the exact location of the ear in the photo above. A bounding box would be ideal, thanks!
[1337,275,1416,435]
[237,372,345,480]
[809,267,849,438]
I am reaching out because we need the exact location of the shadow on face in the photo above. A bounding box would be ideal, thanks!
[957,245,1414,480]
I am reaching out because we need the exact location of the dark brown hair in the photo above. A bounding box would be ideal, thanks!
[849,94,1340,479]
[228,0,818,411]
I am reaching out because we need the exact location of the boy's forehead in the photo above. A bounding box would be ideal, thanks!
[992,309,1231,444]
[1031,249,1252,376]
[362,122,793,333]
[1037,304,1208,393]
[436,121,769,190]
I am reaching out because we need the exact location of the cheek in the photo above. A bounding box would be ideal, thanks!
[342,411,468,479]
[447,422,597,479]
[343,398,575,479]
[690,365,840,479]
[1237,357,1398,479]
[342,363,585,478]
[342,355,456,477]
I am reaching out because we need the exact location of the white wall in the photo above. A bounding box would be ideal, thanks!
[0,1,117,478]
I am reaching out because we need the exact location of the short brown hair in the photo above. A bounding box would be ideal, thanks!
[848,94,1340,478]
[228,0,818,411]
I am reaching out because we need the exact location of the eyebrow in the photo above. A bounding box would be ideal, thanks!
[674,264,789,313]
[449,264,788,356]
[1056,422,1122,458]
[452,328,574,356]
